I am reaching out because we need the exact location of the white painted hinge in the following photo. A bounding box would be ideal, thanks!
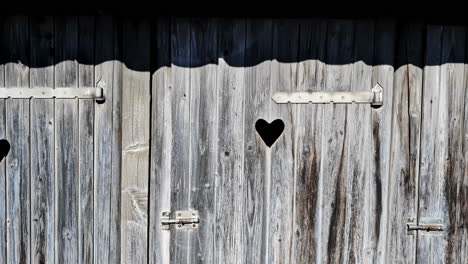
[0,80,105,101]
[272,84,383,106]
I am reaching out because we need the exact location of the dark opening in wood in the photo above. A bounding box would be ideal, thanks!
[255,119,284,147]
[0,139,10,163]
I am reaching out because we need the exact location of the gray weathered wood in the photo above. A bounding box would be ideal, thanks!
[291,19,327,263]
[121,18,151,264]
[94,16,116,264]
[417,25,466,264]
[214,18,245,264]
[77,16,95,264]
[317,19,353,264]
[371,20,396,264]
[0,16,6,264]
[169,17,192,264]
[385,23,422,263]
[54,16,79,264]
[4,16,31,264]
[149,17,172,264]
[343,20,373,263]
[243,18,272,264]
[188,17,218,264]
[30,16,55,264]
[266,18,298,263]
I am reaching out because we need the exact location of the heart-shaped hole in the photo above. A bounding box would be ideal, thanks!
[255,119,284,147]
[0,139,10,163]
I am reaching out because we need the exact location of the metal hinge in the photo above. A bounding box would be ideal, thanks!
[407,217,444,235]
[161,210,199,230]
[272,84,383,106]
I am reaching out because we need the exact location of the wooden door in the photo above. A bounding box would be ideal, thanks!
[149,18,396,264]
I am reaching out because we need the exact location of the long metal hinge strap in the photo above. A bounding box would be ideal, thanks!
[272,84,383,106]
[0,80,105,100]
[407,224,444,232]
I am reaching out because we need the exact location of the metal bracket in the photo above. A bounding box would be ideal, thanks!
[407,217,444,235]
[272,84,383,106]
[0,80,105,101]
[161,210,199,230]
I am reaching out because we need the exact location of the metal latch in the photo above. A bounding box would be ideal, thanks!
[272,84,383,106]
[407,217,444,235]
[161,210,199,230]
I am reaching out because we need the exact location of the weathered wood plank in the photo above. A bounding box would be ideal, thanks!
[370,20,396,264]
[214,18,245,264]
[267,18,298,263]
[291,19,327,263]
[30,16,55,264]
[54,16,79,264]
[242,18,272,264]
[94,16,115,264]
[317,19,353,264]
[169,17,191,264]
[385,23,422,263]
[4,16,31,264]
[417,25,466,264]
[110,17,123,264]
[121,18,151,264]
[188,17,218,264]
[0,17,6,264]
[77,16,94,264]
[343,20,373,263]
[149,17,172,264]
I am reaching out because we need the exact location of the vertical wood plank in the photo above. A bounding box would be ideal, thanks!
[0,16,6,264]
[214,18,245,264]
[110,17,123,264]
[267,18,298,263]
[242,18,272,264]
[169,17,191,264]
[371,19,396,264]
[30,15,55,264]
[4,16,31,264]
[343,20,373,263]
[188,17,218,264]
[149,17,172,264]
[417,26,466,264]
[94,16,116,264]
[121,18,151,264]
[385,23,422,263]
[77,16,94,264]
[318,19,353,264]
[291,19,327,263]
[54,16,79,264]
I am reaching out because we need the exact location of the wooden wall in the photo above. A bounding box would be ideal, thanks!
[0,16,466,264]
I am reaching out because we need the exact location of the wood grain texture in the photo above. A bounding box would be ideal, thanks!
[243,18,272,264]
[30,16,55,264]
[418,26,466,264]
[77,16,95,264]
[318,19,353,264]
[291,19,327,263]
[94,16,116,264]
[4,16,31,264]
[54,16,79,264]
[0,17,6,263]
[214,18,245,264]
[169,17,191,264]
[188,18,218,264]
[343,20,373,263]
[371,20,396,264]
[149,17,172,264]
[385,23,423,263]
[121,18,151,264]
[267,18,298,263]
